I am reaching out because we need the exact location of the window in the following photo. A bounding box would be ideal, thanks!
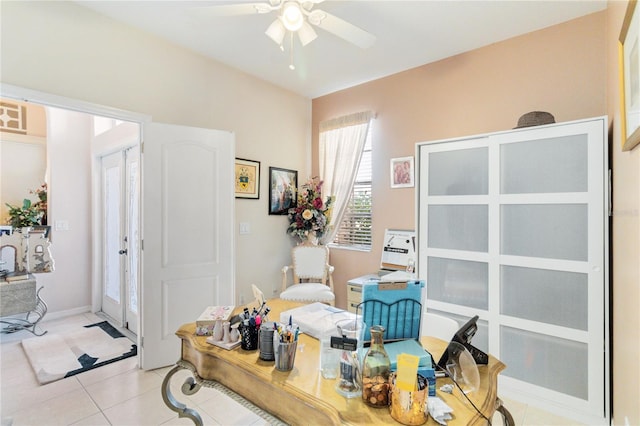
[332,127,372,249]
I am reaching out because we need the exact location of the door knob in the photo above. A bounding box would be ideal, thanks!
[119,249,128,255]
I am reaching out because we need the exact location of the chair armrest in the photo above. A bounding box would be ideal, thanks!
[326,264,335,293]
[281,265,292,292]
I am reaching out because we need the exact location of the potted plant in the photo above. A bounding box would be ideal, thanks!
[5,198,43,228]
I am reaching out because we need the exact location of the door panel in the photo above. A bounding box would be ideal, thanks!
[101,151,124,322]
[141,123,235,369]
[125,145,140,334]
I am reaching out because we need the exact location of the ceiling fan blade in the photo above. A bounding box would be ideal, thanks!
[200,2,275,17]
[310,10,376,49]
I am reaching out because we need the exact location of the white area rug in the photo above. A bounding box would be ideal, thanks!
[21,321,137,385]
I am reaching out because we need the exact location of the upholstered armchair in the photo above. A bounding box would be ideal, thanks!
[280,242,335,306]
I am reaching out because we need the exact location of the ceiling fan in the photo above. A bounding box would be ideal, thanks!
[204,0,376,50]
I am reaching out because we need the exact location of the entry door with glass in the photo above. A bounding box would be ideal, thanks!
[101,145,140,334]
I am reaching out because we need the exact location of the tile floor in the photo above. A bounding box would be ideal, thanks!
[1,313,582,426]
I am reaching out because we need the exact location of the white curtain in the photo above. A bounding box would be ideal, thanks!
[319,111,372,244]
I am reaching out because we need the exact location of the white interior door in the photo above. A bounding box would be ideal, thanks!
[141,122,235,370]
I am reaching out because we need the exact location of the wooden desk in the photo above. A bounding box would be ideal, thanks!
[162,299,512,425]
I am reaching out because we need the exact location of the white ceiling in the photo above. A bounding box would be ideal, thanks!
[77,1,606,99]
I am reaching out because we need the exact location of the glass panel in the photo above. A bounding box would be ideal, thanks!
[128,160,139,313]
[428,205,488,252]
[501,135,588,194]
[427,257,488,309]
[501,266,588,330]
[501,204,587,261]
[429,147,488,195]
[501,326,588,400]
[429,309,488,353]
[105,165,121,302]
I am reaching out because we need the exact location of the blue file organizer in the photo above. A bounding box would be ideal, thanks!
[356,280,425,343]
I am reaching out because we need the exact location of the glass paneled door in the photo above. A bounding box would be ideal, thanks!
[101,145,140,334]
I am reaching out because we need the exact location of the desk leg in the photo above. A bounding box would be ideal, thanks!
[0,287,48,336]
[495,397,515,426]
[161,364,204,426]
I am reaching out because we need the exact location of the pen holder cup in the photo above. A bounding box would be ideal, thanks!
[389,374,428,426]
[274,340,298,372]
[259,326,275,361]
[240,324,259,351]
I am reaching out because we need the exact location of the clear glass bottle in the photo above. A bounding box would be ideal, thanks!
[361,325,391,407]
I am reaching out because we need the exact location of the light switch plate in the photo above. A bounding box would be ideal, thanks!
[239,222,250,235]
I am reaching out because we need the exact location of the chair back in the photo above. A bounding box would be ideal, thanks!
[421,312,459,342]
[291,243,329,283]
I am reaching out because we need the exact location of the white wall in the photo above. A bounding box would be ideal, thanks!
[37,107,93,314]
[1,1,310,313]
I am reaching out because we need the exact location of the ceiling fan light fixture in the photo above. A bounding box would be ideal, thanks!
[297,21,317,46]
[307,9,326,26]
[281,1,304,31]
[265,19,286,45]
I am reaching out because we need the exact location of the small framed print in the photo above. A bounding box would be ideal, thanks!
[235,158,260,199]
[269,167,297,215]
[619,0,640,151]
[390,156,414,188]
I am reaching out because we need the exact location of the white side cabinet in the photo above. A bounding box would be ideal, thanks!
[416,117,609,425]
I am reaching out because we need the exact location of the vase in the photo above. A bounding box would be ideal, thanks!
[301,231,319,245]
[222,321,231,343]
[230,324,240,342]
[212,319,224,341]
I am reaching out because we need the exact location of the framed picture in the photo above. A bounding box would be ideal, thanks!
[619,0,640,151]
[390,156,414,188]
[269,167,297,215]
[0,226,12,236]
[235,158,261,199]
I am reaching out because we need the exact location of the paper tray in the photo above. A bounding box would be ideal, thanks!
[279,302,355,339]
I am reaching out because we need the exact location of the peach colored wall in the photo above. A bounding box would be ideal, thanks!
[312,12,606,310]
[314,6,640,424]
[606,2,640,426]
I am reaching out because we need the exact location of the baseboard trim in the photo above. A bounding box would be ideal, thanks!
[42,306,92,322]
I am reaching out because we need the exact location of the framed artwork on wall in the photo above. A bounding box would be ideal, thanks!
[619,0,640,151]
[390,156,414,188]
[269,167,297,215]
[235,158,260,199]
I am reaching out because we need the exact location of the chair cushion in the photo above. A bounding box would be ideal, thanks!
[280,284,335,304]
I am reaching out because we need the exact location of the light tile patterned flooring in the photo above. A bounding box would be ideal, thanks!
[1,313,582,426]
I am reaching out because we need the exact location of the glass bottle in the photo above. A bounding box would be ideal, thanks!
[361,325,391,407]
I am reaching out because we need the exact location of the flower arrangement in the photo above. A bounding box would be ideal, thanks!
[4,183,48,228]
[287,177,334,242]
